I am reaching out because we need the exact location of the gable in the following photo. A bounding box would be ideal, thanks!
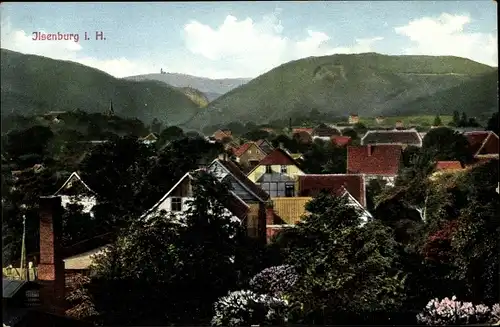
[54,172,95,196]
[477,132,499,156]
[258,148,300,166]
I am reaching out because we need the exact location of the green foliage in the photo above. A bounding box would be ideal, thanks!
[301,141,347,174]
[433,114,443,126]
[421,127,472,164]
[89,171,257,325]
[186,53,496,129]
[1,49,199,125]
[283,194,406,323]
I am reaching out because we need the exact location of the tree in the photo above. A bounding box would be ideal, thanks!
[486,112,499,135]
[459,112,468,127]
[157,125,184,147]
[242,129,270,141]
[341,128,358,140]
[150,118,162,134]
[451,110,461,127]
[89,171,251,325]
[421,127,472,164]
[284,193,406,324]
[433,114,443,126]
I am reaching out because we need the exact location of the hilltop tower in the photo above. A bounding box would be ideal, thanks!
[106,100,115,116]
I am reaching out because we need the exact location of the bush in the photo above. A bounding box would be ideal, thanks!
[211,290,289,326]
[249,265,298,296]
[492,303,500,323]
[416,296,494,325]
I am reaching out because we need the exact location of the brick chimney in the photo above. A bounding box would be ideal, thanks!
[367,144,372,156]
[38,196,65,314]
[266,206,274,225]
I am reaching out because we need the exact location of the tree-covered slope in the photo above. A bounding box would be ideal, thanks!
[186,53,497,129]
[1,49,200,125]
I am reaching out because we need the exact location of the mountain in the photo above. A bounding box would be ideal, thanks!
[0,49,200,125]
[125,73,251,98]
[185,53,497,129]
[179,87,210,107]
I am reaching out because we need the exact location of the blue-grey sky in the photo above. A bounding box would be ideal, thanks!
[1,1,497,78]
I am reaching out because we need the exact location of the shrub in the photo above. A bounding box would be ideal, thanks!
[491,303,500,323]
[416,296,492,325]
[249,265,298,296]
[211,290,289,326]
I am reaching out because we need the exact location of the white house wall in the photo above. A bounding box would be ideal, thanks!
[61,195,97,217]
[144,196,241,224]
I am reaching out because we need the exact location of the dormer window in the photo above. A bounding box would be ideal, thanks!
[171,197,182,211]
[281,165,288,174]
[265,165,272,173]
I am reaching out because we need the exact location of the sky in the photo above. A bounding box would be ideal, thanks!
[1,1,498,79]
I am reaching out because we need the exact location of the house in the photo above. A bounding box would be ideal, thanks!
[292,131,313,144]
[141,169,266,240]
[395,120,404,129]
[331,136,352,147]
[139,132,159,144]
[464,131,499,159]
[291,128,313,135]
[1,196,97,327]
[347,145,403,186]
[430,161,464,181]
[298,174,372,221]
[207,158,270,239]
[247,148,305,197]
[53,172,97,216]
[348,114,359,124]
[375,116,385,124]
[212,129,232,142]
[361,129,423,148]
[232,142,267,169]
[255,139,274,154]
[312,123,341,141]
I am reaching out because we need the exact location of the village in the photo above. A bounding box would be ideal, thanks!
[2,109,500,326]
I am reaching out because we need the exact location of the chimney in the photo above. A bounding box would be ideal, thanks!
[38,196,65,314]
[367,145,372,156]
[266,204,274,226]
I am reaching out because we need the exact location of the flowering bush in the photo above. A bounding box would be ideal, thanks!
[416,296,493,325]
[211,290,289,326]
[491,303,500,323]
[249,265,298,296]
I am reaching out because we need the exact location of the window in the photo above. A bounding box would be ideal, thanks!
[171,197,182,212]
[285,184,295,197]
[280,165,288,174]
[265,165,272,173]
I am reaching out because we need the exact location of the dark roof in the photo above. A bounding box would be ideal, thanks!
[258,148,300,166]
[312,124,341,137]
[361,130,422,146]
[3,279,28,299]
[217,159,270,202]
[347,145,403,175]
[63,232,114,258]
[255,139,274,154]
[298,174,366,207]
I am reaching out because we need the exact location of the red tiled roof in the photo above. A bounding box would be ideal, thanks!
[465,131,490,155]
[435,161,463,171]
[218,159,270,201]
[347,145,402,175]
[233,142,254,157]
[331,136,352,146]
[292,128,313,134]
[258,148,299,166]
[465,131,499,156]
[298,174,366,207]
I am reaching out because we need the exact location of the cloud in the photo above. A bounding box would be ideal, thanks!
[183,12,383,77]
[395,13,498,67]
